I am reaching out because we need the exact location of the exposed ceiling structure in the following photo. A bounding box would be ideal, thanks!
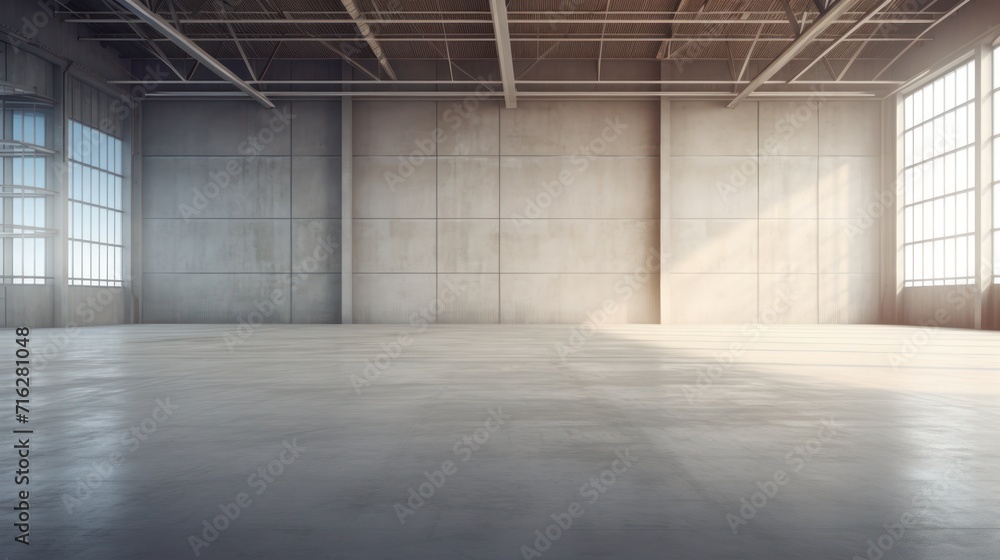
[55,0,973,106]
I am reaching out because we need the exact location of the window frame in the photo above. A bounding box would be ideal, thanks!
[901,57,978,288]
[67,118,125,287]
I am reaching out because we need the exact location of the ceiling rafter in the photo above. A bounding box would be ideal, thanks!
[52,0,972,102]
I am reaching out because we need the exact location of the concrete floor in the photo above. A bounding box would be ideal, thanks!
[6,324,1000,559]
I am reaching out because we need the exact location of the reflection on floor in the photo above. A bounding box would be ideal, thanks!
[11,324,1000,559]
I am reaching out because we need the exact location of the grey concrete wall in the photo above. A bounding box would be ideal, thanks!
[351,100,660,324]
[4,286,54,328]
[140,100,342,323]
[664,100,883,324]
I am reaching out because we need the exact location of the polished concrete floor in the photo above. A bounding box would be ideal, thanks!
[5,324,1000,559]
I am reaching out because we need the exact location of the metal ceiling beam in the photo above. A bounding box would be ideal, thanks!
[657,0,693,61]
[727,0,864,108]
[83,35,925,43]
[516,42,562,79]
[98,0,187,80]
[111,0,274,107]
[57,10,948,17]
[789,0,893,82]
[107,79,903,85]
[738,25,763,82]
[140,90,879,99]
[221,4,257,80]
[488,0,517,108]
[66,17,940,25]
[778,0,801,36]
[873,0,973,80]
[339,0,396,79]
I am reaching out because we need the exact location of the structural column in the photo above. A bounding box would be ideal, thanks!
[341,95,353,324]
[659,95,670,324]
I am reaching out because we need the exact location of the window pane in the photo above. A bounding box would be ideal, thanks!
[905,206,914,242]
[905,244,914,279]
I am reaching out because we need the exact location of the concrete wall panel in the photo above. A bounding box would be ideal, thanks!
[438,101,500,156]
[436,274,500,323]
[500,219,657,273]
[759,219,819,274]
[142,100,292,156]
[142,101,342,324]
[291,274,342,324]
[667,219,758,273]
[759,101,819,156]
[438,157,500,219]
[353,156,436,219]
[500,101,658,156]
[500,273,659,324]
[144,219,292,273]
[438,220,499,273]
[67,287,127,326]
[291,157,342,219]
[499,157,659,219]
[759,274,819,324]
[818,219,880,274]
[670,157,759,219]
[142,157,291,219]
[353,273,436,324]
[819,102,881,156]
[759,157,819,219]
[142,273,292,323]
[291,101,342,155]
[354,101,437,156]
[292,219,342,273]
[818,157,881,218]
[670,101,758,156]
[819,273,879,324]
[665,100,882,325]
[6,286,54,328]
[353,219,436,273]
[665,274,757,324]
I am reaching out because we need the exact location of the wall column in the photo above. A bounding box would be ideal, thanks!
[341,95,353,324]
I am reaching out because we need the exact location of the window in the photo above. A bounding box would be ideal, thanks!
[902,59,976,287]
[4,109,49,284]
[68,119,124,286]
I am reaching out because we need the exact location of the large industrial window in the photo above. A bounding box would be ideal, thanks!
[68,119,124,286]
[902,59,976,287]
[4,109,50,284]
